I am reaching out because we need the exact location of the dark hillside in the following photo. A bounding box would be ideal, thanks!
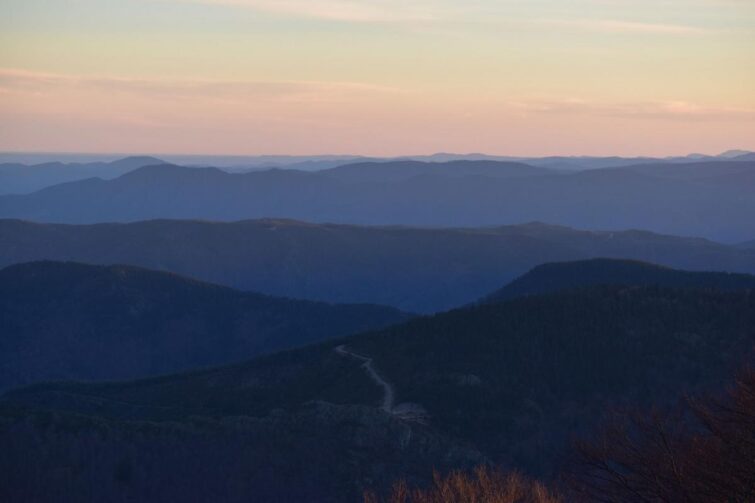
[3,219,755,312]
[485,258,755,302]
[4,284,753,500]
[0,261,409,391]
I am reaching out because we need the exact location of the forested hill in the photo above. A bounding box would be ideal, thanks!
[3,219,755,312]
[3,284,754,501]
[485,258,755,302]
[0,261,410,392]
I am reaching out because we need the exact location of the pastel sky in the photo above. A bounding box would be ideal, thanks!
[1,0,753,156]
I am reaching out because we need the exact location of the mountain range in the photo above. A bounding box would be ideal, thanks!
[2,149,751,179]
[3,219,755,312]
[3,259,754,502]
[0,159,753,241]
[2,149,755,502]
[0,156,166,195]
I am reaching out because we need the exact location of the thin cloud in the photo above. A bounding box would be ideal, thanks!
[0,68,404,103]
[170,0,438,22]
[160,1,729,31]
[539,18,710,34]
[507,98,755,121]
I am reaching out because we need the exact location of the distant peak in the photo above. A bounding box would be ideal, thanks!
[116,163,194,180]
[719,149,752,159]
[109,156,167,167]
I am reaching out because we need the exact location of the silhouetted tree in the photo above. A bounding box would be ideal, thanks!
[570,369,755,502]
[364,466,562,503]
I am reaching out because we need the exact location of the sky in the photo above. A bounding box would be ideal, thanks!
[0,0,753,157]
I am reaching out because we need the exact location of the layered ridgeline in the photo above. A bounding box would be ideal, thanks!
[2,149,751,192]
[0,156,166,195]
[3,260,754,502]
[0,160,754,240]
[0,261,409,392]
[485,258,755,302]
[3,219,755,312]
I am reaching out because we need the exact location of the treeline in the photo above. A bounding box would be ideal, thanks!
[365,467,561,503]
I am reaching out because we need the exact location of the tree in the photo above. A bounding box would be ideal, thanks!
[569,369,755,502]
[364,466,562,503]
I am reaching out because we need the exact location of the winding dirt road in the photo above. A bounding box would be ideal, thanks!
[335,344,395,412]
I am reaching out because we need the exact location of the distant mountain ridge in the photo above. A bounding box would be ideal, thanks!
[0,159,752,241]
[484,258,755,302]
[0,261,410,392]
[719,149,754,159]
[3,150,750,172]
[3,219,755,312]
[320,159,553,182]
[0,156,166,195]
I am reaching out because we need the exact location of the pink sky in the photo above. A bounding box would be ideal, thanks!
[1,0,753,156]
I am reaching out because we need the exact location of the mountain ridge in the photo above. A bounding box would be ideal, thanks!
[1,160,754,241]
[0,260,410,392]
[484,258,755,302]
[3,218,755,312]
[0,156,167,195]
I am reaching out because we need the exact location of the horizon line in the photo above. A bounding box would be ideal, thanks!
[2,149,752,160]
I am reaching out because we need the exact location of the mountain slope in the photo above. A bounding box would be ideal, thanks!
[4,283,754,501]
[321,159,552,182]
[0,261,409,392]
[0,160,753,241]
[3,219,755,313]
[605,160,755,181]
[350,286,755,472]
[485,258,755,302]
[0,156,166,195]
